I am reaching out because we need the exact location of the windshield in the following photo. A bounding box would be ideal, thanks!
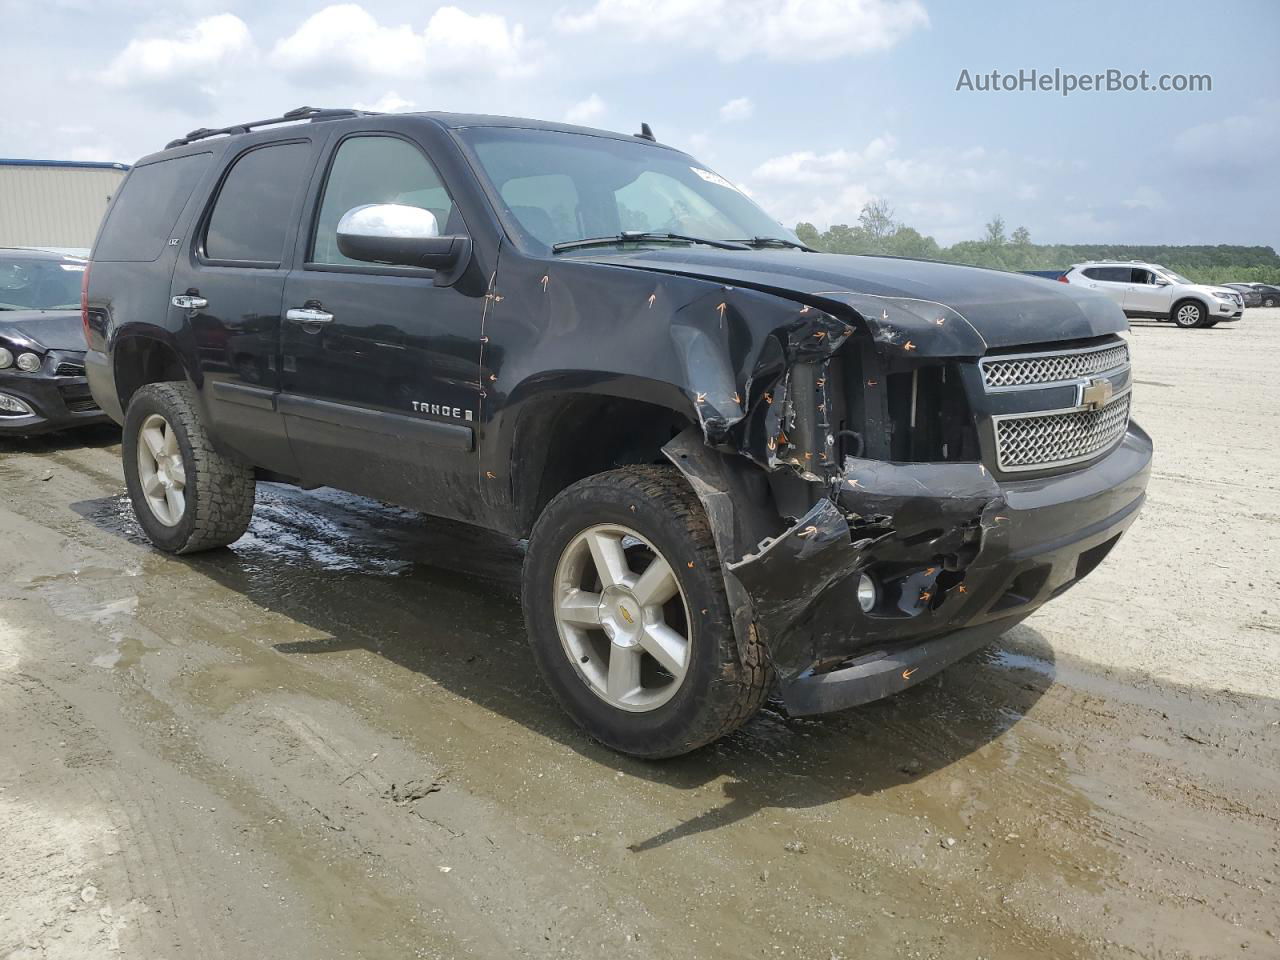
[0,254,85,310]
[457,128,797,252]
[1157,267,1194,285]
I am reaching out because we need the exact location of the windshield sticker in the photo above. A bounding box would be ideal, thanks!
[690,167,740,192]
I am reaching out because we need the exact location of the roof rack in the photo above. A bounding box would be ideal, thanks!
[164,106,377,149]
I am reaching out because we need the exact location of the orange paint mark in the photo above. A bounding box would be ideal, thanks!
[903,340,917,351]
[902,667,917,680]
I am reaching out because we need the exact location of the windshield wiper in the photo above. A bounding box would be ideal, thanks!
[552,231,751,253]
[727,236,816,252]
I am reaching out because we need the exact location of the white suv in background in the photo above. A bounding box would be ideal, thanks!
[1064,261,1244,329]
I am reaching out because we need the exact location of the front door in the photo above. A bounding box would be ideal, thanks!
[278,132,485,521]
[173,138,318,475]
[1122,268,1173,317]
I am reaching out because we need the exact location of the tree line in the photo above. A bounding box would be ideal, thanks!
[793,201,1280,285]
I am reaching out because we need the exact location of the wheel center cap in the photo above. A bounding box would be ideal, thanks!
[599,585,641,646]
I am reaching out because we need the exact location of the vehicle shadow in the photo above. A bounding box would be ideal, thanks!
[1128,319,1238,331]
[73,482,1055,852]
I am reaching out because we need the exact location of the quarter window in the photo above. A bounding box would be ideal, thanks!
[312,136,457,266]
[204,141,311,264]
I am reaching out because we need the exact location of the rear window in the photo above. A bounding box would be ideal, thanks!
[93,152,212,262]
[204,141,311,264]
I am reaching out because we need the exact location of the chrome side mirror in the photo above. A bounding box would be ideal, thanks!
[336,203,470,283]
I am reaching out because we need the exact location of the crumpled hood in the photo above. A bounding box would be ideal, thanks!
[0,310,85,353]
[578,249,1128,354]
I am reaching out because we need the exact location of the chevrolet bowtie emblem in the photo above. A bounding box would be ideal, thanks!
[1079,377,1114,411]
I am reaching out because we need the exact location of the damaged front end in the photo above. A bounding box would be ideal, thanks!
[664,290,1150,715]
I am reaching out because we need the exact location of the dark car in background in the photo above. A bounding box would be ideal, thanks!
[1245,283,1280,308]
[1223,283,1262,307]
[0,248,109,435]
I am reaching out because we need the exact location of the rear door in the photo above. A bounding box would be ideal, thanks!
[1079,266,1131,308]
[277,130,485,521]
[170,137,320,473]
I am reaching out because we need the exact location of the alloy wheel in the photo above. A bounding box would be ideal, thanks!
[136,413,187,526]
[1175,304,1202,327]
[552,523,692,712]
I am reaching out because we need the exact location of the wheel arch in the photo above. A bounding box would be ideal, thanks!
[112,331,194,414]
[501,376,702,537]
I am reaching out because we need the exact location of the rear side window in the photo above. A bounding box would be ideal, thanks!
[1083,267,1128,282]
[93,152,212,262]
[204,141,311,264]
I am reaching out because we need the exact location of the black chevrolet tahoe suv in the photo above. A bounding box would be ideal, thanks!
[84,106,1152,757]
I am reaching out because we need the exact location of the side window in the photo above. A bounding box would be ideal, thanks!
[204,141,312,264]
[1091,267,1128,282]
[94,152,212,263]
[1130,269,1153,284]
[1082,268,1102,280]
[312,136,457,266]
[499,174,579,247]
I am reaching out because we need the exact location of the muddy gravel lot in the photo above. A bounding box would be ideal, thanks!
[2,311,1278,959]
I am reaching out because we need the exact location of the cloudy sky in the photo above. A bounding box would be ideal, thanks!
[2,0,1276,246]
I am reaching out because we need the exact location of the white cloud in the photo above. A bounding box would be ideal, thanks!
[1173,101,1278,180]
[271,4,535,82]
[101,13,253,90]
[354,91,418,113]
[564,93,606,125]
[719,97,754,122]
[745,133,1031,244]
[556,0,927,61]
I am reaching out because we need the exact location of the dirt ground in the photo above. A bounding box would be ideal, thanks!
[2,311,1277,960]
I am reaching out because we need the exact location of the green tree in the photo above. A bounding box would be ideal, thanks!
[794,222,823,249]
[983,215,1007,247]
[858,199,897,246]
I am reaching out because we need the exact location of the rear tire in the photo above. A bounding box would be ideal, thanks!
[1171,300,1207,329]
[522,466,772,758]
[1263,296,1276,308]
[122,382,255,554]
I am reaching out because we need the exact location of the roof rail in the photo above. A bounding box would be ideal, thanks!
[164,106,378,150]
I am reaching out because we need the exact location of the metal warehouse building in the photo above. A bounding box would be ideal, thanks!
[0,159,129,251]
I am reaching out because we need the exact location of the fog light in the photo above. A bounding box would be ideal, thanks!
[15,352,41,373]
[0,393,33,416]
[857,573,878,613]
[0,347,12,368]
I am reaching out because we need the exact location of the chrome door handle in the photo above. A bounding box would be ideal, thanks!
[172,295,208,309]
[286,307,334,324]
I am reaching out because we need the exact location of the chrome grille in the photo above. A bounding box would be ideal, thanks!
[994,390,1131,472]
[981,341,1129,389]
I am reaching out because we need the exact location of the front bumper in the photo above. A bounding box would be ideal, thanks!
[727,423,1152,715]
[1214,299,1244,319]
[0,360,111,436]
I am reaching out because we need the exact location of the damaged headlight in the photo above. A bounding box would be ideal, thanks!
[0,347,12,369]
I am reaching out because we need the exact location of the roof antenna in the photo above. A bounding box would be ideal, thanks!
[636,122,656,142]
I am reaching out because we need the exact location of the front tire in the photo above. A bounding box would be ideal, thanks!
[1172,300,1207,328]
[122,382,256,554]
[522,466,772,758]
[1263,296,1276,308]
